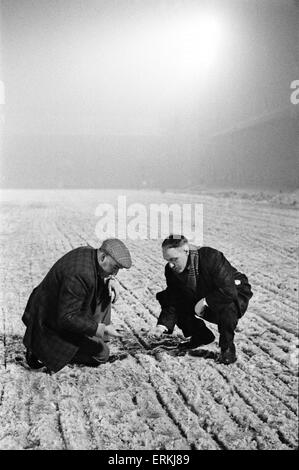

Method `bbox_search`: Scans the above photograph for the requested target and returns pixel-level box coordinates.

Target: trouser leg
[94,290,112,342]
[216,304,239,350]
[69,294,112,366]
[203,294,250,350]
[177,309,214,341]
[70,336,110,366]
[203,304,238,350]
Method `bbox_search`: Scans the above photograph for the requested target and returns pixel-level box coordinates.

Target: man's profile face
[98,252,121,276]
[162,245,189,273]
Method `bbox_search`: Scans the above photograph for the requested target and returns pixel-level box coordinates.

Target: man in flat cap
[152,235,253,364]
[22,238,132,373]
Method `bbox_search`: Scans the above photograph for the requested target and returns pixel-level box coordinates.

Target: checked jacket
[22,246,109,372]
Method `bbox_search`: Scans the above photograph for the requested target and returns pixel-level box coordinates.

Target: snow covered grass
[0,189,298,450]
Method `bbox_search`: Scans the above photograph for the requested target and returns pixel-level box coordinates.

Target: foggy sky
[0,0,298,189]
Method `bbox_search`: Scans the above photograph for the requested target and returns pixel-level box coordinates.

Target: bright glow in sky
[158,14,223,71]
[2,1,297,136]
[1,0,298,189]
[66,9,225,134]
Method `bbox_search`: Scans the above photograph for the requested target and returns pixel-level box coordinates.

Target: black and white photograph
[0,0,298,453]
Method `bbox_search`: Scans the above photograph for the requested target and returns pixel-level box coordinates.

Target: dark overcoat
[22,246,106,372]
[157,246,253,332]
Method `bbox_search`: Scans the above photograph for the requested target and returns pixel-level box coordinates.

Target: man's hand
[95,323,123,338]
[150,324,168,338]
[104,324,123,338]
[107,277,120,304]
[194,298,207,317]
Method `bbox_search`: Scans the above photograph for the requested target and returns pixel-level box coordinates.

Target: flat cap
[100,238,132,269]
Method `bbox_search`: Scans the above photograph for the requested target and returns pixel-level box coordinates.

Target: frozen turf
[0,189,298,450]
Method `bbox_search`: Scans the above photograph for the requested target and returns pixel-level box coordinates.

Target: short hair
[162,234,188,249]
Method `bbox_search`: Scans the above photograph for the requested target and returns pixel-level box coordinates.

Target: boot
[178,329,215,350]
[25,350,44,369]
[219,344,237,364]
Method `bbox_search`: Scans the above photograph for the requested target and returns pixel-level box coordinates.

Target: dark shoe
[178,330,215,350]
[219,345,237,365]
[25,350,44,369]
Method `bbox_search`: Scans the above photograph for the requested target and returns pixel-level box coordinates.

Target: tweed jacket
[157,246,253,332]
[22,246,106,372]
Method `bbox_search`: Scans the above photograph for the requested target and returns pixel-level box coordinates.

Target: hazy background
[0,0,298,190]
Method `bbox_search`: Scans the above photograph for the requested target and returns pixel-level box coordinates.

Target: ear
[179,242,188,253]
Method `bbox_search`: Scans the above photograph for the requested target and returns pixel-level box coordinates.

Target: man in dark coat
[22,238,132,373]
[153,235,253,364]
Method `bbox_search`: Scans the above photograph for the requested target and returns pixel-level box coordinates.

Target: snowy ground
[0,189,298,450]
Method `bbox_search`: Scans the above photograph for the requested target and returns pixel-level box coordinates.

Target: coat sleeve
[56,275,98,336]
[156,265,178,333]
[204,249,239,313]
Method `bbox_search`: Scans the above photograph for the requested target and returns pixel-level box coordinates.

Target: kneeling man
[154,235,253,364]
[22,238,132,372]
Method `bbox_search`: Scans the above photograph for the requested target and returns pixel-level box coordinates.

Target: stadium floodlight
[173,14,223,70]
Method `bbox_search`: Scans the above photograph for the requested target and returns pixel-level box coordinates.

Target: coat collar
[95,248,107,279]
